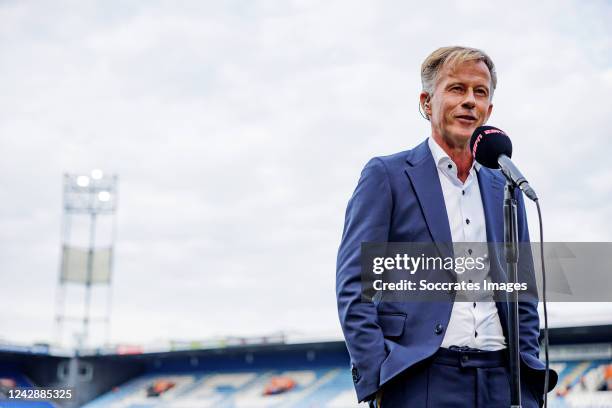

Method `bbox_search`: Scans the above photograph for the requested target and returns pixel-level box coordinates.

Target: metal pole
[55,175,72,346]
[82,210,97,349]
[105,176,119,346]
[504,183,521,408]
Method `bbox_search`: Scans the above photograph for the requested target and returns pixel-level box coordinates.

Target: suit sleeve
[516,190,558,394]
[516,190,540,358]
[336,158,391,403]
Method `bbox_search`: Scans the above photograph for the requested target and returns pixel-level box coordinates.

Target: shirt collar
[428,136,481,172]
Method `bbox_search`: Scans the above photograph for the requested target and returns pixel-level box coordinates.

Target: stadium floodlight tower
[55,170,119,350]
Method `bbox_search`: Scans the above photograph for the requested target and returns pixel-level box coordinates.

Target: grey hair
[421,46,497,99]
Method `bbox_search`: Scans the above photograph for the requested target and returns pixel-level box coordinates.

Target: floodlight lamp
[91,169,104,180]
[98,191,111,202]
[77,176,90,187]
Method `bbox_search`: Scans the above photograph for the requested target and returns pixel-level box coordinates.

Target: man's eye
[475,89,488,96]
[450,86,463,92]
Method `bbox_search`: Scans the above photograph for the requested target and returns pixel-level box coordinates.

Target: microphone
[469,125,538,202]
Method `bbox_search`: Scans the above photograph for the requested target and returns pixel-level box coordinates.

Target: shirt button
[468,248,473,255]
[466,218,470,225]
[475,331,478,338]
[462,190,465,195]
[448,164,452,169]
[434,324,444,335]
[473,302,476,308]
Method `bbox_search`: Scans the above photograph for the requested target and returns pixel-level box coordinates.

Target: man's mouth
[455,115,477,124]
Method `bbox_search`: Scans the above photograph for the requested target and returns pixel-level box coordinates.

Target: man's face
[422,59,493,148]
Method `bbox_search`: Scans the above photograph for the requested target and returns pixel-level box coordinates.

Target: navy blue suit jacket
[336,139,557,402]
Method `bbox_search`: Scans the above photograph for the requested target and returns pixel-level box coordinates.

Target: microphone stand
[504,182,521,408]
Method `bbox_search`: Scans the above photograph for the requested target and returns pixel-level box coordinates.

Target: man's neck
[432,134,473,183]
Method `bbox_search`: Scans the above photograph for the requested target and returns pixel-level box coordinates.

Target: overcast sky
[1,0,611,348]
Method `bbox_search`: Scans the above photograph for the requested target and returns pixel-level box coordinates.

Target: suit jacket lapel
[404,140,453,260]
[477,167,506,283]
[477,167,505,244]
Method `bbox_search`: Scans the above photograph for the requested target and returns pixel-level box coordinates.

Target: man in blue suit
[336,46,557,407]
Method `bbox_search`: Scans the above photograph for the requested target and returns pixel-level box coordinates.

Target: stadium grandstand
[0,325,610,407]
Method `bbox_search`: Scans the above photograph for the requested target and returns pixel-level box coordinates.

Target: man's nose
[461,90,476,109]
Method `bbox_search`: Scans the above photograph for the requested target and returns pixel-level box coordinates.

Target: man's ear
[419,92,431,118]
[484,102,493,123]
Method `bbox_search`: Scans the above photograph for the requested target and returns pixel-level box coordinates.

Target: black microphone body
[470,126,538,202]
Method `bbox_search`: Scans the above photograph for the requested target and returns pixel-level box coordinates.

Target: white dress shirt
[428,137,506,351]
